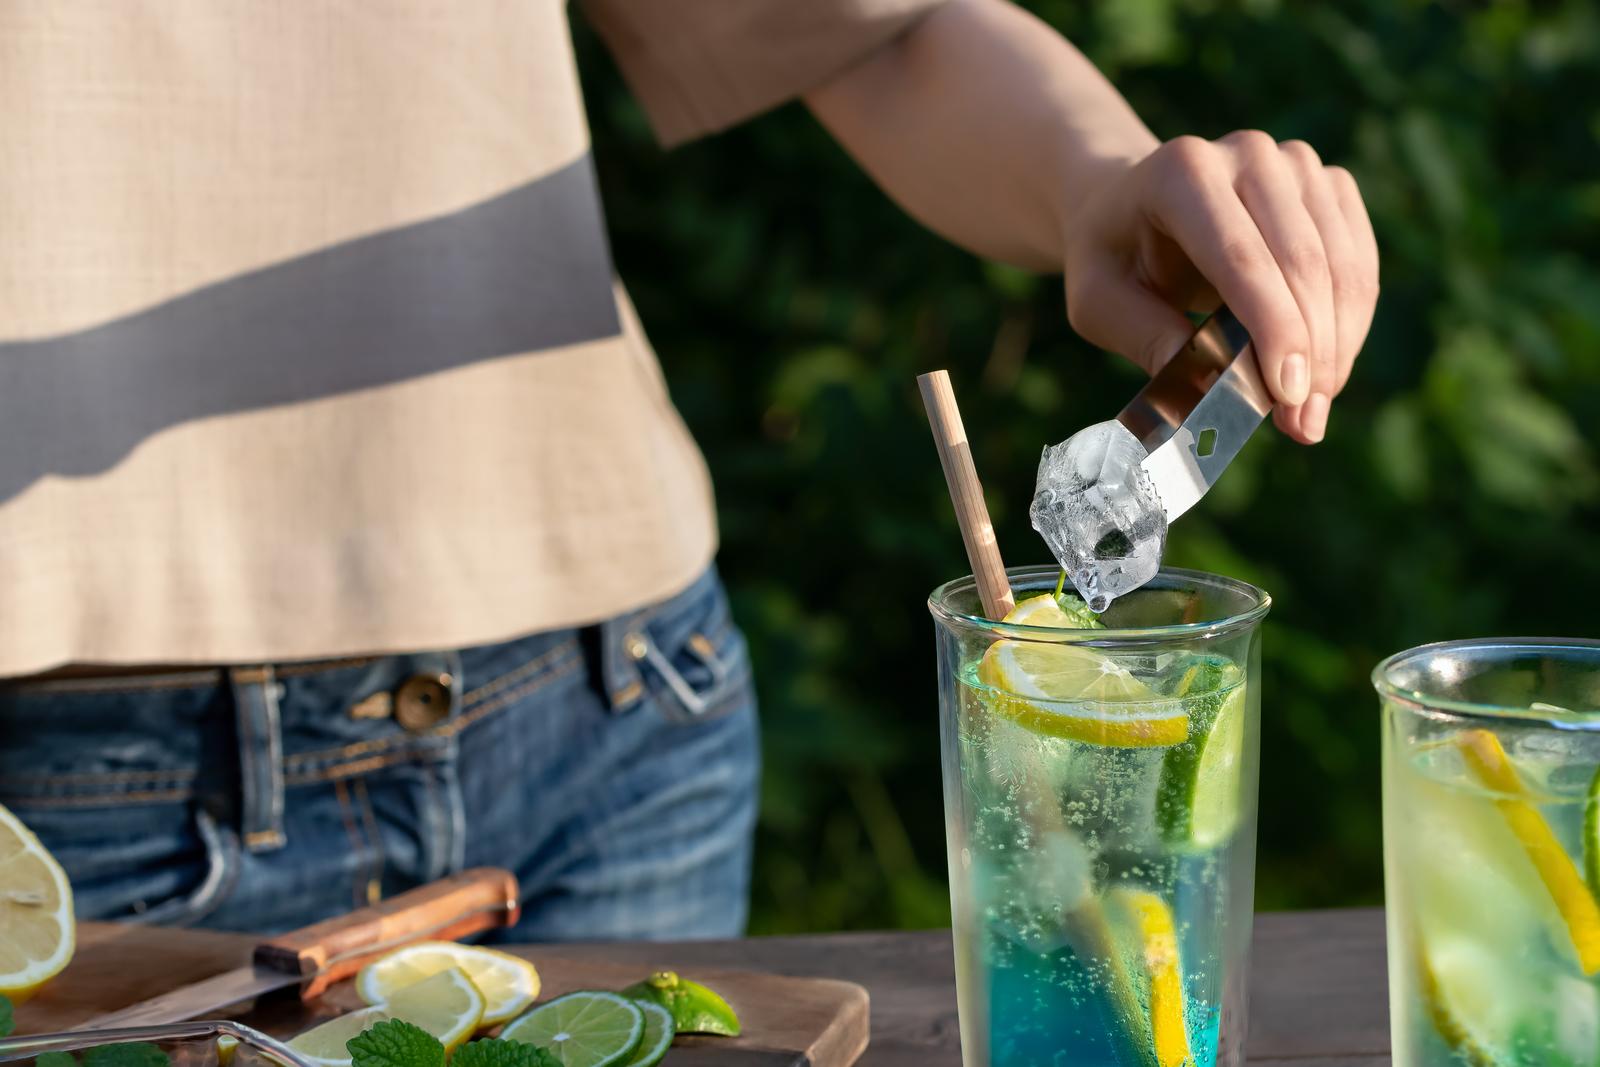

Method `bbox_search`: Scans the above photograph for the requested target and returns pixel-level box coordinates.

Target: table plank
[23,909,1393,1066]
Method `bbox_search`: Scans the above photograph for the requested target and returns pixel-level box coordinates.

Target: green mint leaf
[452,1039,560,1067]
[346,1020,445,1067]
[81,1043,169,1067]
[0,993,12,1037]
[37,1052,78,1067]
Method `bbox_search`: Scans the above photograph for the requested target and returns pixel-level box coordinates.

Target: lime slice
[1105,888,1190,1067]
[618,1001,674,1067]
[618,972,741,1037]
[356,941,540,1025]
[1455,729,1600,974]
[1586,764,1600,899]
[1156,657,1247,848]
[501,991,644,1067]
[289,969,485,1067]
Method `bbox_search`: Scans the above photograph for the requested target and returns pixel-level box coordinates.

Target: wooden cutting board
[15,924,869,1067]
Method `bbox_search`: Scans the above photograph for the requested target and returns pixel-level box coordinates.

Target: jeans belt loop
[598,612,647,711]
[230,665,287,853]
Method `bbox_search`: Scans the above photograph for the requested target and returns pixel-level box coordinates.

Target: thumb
[1065,270,1196,376]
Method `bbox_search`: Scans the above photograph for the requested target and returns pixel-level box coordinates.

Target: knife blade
[82,867,520,1029]
[1118,306,1272,522]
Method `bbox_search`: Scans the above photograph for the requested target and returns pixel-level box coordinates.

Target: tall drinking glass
[931,566,1269,1067]
[1377,639,1600,1067]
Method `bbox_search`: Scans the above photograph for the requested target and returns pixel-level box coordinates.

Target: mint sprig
[347,1021,444,1067]
[346,1020,557,1067]
[0,993,12,1037]
[452,1039,559,1067]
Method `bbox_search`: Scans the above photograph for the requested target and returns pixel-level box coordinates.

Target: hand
[1062,131,1379,444]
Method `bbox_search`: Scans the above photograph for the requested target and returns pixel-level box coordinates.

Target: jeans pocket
[619,573,754,726]
[8,798,238,926]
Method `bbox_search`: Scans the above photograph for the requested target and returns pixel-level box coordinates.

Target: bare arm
[806,0,1379,444]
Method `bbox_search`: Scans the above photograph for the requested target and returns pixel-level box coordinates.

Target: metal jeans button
[395,672,454,732]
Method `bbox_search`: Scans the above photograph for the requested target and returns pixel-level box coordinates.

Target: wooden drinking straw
[917,370,1016,620]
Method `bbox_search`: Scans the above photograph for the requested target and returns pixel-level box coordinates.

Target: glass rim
[1372,636,1600,725]
[927,564,1271,643]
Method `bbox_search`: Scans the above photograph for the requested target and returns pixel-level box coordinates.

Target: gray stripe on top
[0,155,620,503]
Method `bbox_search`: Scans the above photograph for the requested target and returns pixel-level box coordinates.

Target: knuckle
[1325,165,1360,197]
[1332,267,1379,302]
[1284,243,1331,283]
[1280,139,1322,170]
[1159,135,1215,179]
[1222,128,1278,159]
[1219,238,1271,276]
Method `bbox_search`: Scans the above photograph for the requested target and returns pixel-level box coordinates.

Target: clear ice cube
[1029,419,1167,613]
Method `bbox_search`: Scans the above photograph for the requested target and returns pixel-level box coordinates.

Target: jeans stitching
[281,644,580,772]
[10,788,191,807]
[459,640,581,705]
[1,769,197,785]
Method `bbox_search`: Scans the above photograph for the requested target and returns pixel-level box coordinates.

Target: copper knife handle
[253,867,521,999]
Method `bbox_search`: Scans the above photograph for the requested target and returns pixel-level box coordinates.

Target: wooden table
[563,907,1390,1067]
[37,908,1391,1066]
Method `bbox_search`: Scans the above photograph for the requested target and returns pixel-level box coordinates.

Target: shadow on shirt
[0,155,622,504]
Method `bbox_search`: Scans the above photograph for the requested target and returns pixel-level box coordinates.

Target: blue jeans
[0,567,759,939]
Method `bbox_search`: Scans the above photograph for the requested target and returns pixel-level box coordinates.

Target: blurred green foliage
[572,0,1600,930]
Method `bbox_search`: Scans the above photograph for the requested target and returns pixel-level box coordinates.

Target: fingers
[1228,133,1338,441]
[1064,265,1198,377]
[1142,137,1314,417]
[1326,165,1380,393]
[1133,133,1379,444]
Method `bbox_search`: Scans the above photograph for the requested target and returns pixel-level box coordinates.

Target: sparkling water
[949,658,1248,1067]
[1030,421,1166,613]
[1383,719,1600,1067]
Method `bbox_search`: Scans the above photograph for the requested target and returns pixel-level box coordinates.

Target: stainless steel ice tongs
[1117,306,1273,522]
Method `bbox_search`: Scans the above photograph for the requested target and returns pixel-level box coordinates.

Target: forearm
[805,0,1157,272]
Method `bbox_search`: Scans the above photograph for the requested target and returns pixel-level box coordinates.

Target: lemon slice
[979,596,1186,747]
[1106,888,1190,1067]
[0,803,75,1003]
[356,941,539,1025]
[290,968,485,1067]
[1455,729,1600,974]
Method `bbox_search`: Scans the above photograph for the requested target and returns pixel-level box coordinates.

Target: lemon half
[356,941,539,1026]
[0,803,75,1003]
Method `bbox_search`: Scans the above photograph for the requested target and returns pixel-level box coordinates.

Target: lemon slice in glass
[1106,887,1190,1067]
[978,595,1187,747]
[357,941,539,1025]
[290,968,485,1067]
[1455,729,1600,974]
[0,803,75,1003]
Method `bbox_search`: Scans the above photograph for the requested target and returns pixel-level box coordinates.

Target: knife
[1118,305,1273,522]
[82,867,521,1029]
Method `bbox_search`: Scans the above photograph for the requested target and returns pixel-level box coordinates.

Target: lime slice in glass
[618,1001,674,1067]
[501,991,643,1067]
[1156,656,1246,847]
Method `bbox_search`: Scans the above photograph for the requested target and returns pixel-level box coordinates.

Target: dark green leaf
[81,1043,169,1067]
[0,994,11,1038]
[451,1039,560,1067]
[346,1021,444,1067]
[37,1052,77,1067]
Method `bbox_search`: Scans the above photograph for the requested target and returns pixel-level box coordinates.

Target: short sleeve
[581,0,949,147]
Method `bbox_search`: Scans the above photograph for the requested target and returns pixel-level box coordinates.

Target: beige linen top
[0,0,941,677]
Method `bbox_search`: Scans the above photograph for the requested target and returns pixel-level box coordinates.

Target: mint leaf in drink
[452,1039,560,1067]
[37,1053,77,1067]
[0,993,11,1037]
[82,1044,169,1067]
[347,1020,445,1067]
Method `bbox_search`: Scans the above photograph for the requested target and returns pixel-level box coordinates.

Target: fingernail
[1280,353,1310,406]
[1302,392,1330,443]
